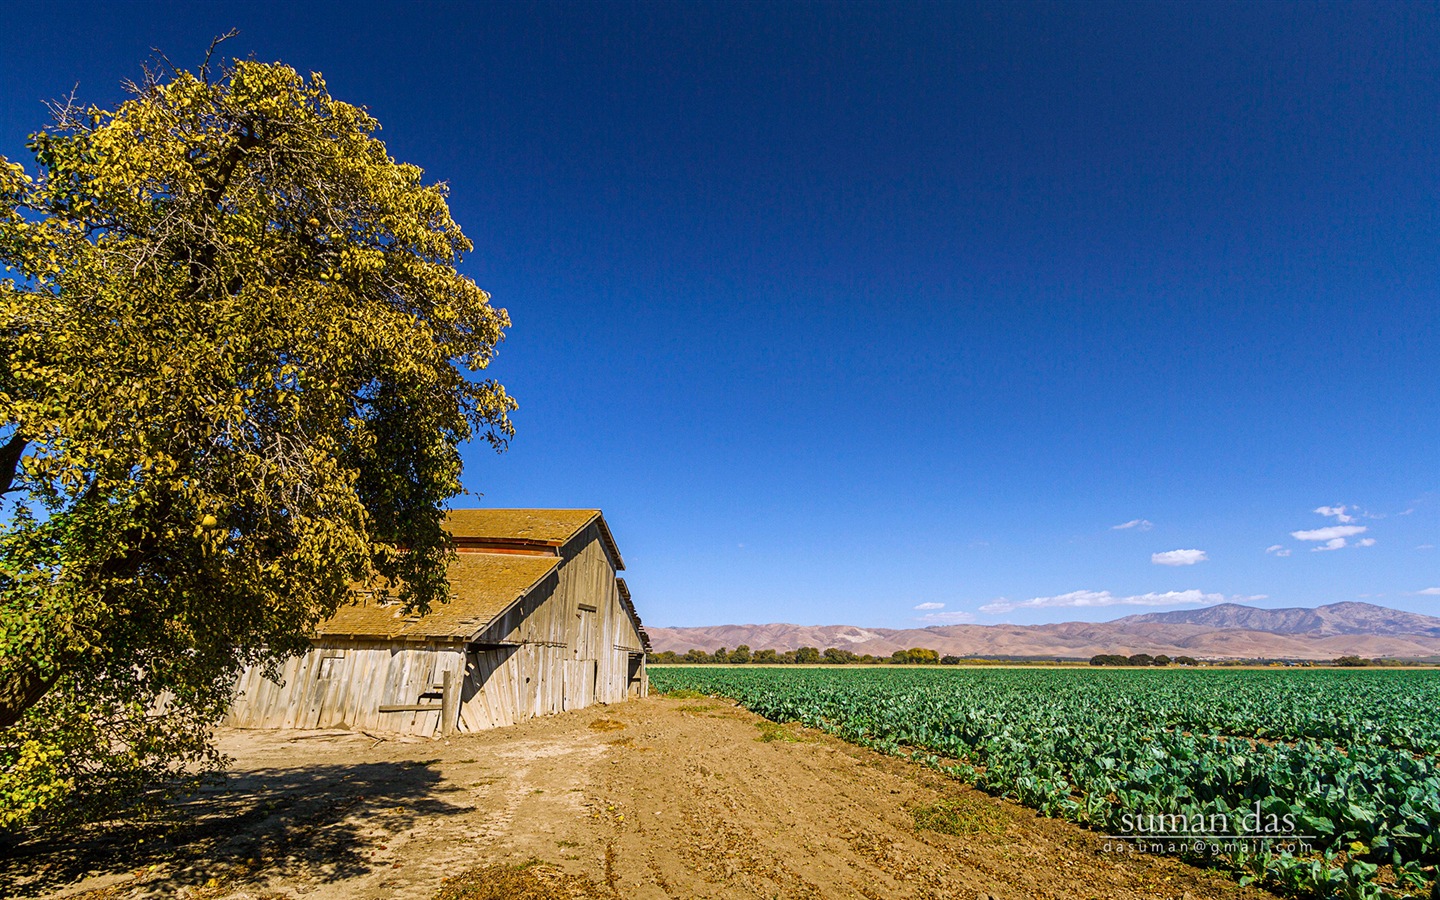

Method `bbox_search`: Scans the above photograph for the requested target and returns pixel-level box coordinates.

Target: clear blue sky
[3,1,1436,628]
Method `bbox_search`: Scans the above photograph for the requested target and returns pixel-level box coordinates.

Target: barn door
[576,605,597,660]
[563,659,595,710]
[566,605,598,710]
[626,653,644,698]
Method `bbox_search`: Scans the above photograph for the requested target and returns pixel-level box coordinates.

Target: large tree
[0,57,515,828]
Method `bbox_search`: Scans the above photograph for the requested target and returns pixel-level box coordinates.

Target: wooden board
[227,520,648,736]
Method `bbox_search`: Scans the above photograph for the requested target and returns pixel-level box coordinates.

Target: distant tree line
[647,649,1433,668]
[647,646,1075,665]
[1089,653,1198,667]
[1087,654,1422,668]
[1332,656,1418,668]
[648,645,945,665]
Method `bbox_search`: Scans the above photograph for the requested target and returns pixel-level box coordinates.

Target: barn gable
[226,509,648,735]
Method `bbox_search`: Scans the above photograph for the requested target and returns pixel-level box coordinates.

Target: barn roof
[616,577,652,652]
[444,508,625,570]
[318,553,561,642]
[316,509,634,642]
[445,508,599,543]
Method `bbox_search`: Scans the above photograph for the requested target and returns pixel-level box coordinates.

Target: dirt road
[8,696,1278,900]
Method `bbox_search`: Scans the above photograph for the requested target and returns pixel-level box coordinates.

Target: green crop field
[650,666,1440,899]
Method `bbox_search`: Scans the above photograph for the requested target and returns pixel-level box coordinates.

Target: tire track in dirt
[12,697,1284,900]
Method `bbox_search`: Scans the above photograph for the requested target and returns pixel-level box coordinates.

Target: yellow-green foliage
[0,739,68,831]
[0,58,515,830]
[911,797,1009,836]
[754,720,812,743]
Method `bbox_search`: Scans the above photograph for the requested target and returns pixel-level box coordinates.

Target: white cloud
[1265,545,1292,557]
[1112,519,1154,531]
[1291,525,1367,542]
[915,610,976,624]
[1315,505,1355,523]
[913,602,945,611]
[1287,505,1385,553]
[1417,544,1435,550]
[979,589,1222,615]
[1415,587,1440,596]
[1152,549,1208,566]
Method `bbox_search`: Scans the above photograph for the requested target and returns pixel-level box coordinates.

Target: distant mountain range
[647,601,1440,660]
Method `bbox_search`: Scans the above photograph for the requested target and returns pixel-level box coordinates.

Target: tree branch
[0,433,25,497]
[0,665,64,730]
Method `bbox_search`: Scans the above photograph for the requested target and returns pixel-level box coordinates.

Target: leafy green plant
[652,665,1440,898]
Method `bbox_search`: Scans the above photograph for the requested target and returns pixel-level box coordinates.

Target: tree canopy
[0,57,514,829]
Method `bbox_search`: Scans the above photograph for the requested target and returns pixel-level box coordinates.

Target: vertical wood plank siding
[227,520,648,736]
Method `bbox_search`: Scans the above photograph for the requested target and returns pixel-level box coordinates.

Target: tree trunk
[0,663,63,730]
[0,433,25,497]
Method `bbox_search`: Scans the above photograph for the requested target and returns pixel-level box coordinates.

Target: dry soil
[4,696,1281,900]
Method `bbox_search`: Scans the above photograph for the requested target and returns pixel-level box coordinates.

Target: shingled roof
[617,577,652,652]
[316,509,630,642]
[444,508,625,570]
[318,552,561,641]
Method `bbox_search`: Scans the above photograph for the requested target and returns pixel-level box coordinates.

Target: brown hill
[647,602,1440,660]
[1113,601,1440,636]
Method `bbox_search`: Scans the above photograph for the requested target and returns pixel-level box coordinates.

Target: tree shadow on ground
[2,758,469,897]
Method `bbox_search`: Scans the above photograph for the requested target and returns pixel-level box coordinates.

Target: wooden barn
[226,509,650,736]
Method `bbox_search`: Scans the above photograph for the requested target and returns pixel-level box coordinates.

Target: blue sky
[3,1,1436,628]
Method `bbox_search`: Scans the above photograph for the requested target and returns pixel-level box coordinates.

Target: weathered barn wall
[227,518,648,736]
[227,641,465,733]
[454,523,648,731]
